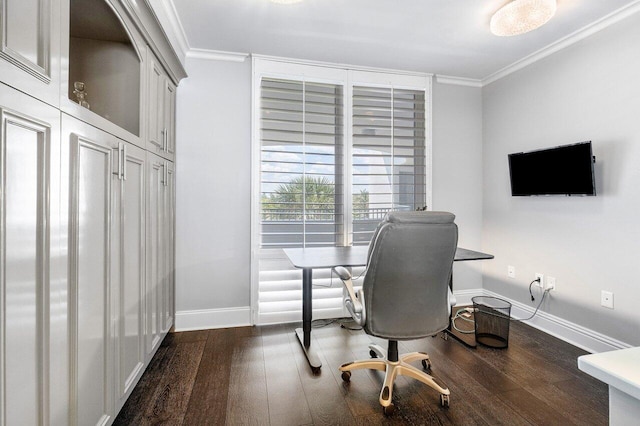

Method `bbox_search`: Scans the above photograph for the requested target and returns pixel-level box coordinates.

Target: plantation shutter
[351,87,427,244]
[258,78,346,324]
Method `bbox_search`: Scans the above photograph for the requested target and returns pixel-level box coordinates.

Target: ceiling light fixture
[269,0,303,4]
[490,0,557,36]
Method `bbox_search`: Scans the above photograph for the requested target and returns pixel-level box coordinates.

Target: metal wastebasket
[472,296,512,348]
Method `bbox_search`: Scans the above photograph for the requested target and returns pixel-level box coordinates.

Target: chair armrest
[332,267,366,326]
[333,266,352,280]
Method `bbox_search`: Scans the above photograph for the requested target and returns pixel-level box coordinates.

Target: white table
[578,347,640,426]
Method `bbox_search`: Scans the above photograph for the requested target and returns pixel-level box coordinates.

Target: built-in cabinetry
[0,81,63,426]
[0,0,62,106]
[147,50,176,162]
[146,153,176,356]
[0,0,185,424]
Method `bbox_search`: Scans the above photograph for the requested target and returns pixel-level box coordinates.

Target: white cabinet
[163,81,177,161]
[64,114,118,426]
[0,82,62,426]
[164,161,176,330]
[0,0,61,106]
[65,115,151,424]
[115,143,147,410]
[146,48,176,162]
[0,0,184,423]
[146,153,175,358]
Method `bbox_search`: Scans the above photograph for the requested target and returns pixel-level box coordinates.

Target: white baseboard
[175,291,630,353]
[452,288,482,307]
[175,306,251,331]
[456,289,631,354]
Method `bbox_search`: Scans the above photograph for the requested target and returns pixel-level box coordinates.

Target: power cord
[451,280,551,332]
[511,287,550,322]
[451,308,476,334]
[529,277,540,301]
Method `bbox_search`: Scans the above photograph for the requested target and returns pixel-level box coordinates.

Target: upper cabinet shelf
[67,0,142,136]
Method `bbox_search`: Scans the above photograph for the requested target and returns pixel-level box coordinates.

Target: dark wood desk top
[283,246,493,269]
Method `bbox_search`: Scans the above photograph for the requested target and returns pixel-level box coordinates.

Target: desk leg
[295,267,322,373]
[444,270,477,348]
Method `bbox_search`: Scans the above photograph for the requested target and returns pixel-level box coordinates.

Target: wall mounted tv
[508,141,596,196]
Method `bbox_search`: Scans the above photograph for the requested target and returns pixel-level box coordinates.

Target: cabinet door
[146,51,164,155]
[0,84,60,426]
[161,80,176,162]
[64,115,117,426]
[116,142,146,409]
[162,161,175,331]
[0,0,61,106]
[145,152,164,356]
[146,47,176,163]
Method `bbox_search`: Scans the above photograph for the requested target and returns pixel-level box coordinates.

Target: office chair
[333,211,458,414]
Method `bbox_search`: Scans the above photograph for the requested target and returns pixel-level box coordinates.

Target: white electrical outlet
[546,276,556,291]
[601,291,614,309]
[535,273,544,288]
[508,265,516,279]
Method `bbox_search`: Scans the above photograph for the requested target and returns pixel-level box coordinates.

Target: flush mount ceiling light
[269,0,303,4]
[490,0,557,36]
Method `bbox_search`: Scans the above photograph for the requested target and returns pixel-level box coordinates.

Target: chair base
[339,343,450,411]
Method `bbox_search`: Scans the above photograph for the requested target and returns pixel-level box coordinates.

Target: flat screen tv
[508,141,596,196]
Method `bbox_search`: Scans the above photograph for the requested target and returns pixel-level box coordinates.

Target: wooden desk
[284,246,494,373]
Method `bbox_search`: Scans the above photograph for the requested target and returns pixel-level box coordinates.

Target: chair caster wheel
[440,394,450,408]
[341,371,351,382]
[369,349,378,358]
[311,366,321,375]
[383,404,395,415]
[421,359,431,371]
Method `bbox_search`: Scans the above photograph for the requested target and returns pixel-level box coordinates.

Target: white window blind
[352,86,427,244]
[253,61,430,325]
[258,78,346,324]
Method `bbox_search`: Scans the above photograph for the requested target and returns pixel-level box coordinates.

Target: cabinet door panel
[66,117,116,426]
[0,0,60,105]
[146,52,164,154]
[119,143,145,401]
[146,154,164,355]
[162,80,176,161]
[163,161,175,331]
[1,107,51,426]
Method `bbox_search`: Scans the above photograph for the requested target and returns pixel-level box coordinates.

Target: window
[351,86,426,244]
[260,78,344,248]
[252,59,431,325]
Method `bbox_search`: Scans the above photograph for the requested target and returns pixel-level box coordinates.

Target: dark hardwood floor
[114,320,608,425]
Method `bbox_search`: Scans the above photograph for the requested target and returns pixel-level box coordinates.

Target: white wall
[482,13,640,346]
[174,60,485,329]
[433,82,484,291]
[175,57,253,329]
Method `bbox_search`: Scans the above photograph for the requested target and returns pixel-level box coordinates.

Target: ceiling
[168,0,640,80]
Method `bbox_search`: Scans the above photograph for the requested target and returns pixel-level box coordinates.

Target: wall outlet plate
[546,276,556,291]
[535,273,544,288]
[601,291,614,309]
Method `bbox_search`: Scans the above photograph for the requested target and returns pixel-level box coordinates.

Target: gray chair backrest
[363,211,458,340]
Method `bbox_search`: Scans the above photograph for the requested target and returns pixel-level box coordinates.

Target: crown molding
[187,49,250,62]
[435,75,483,88]
[252,53,433,78]
[482,0,640,86]
[149,0,190,63]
